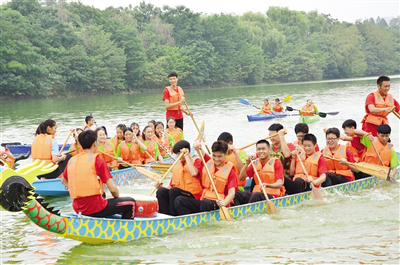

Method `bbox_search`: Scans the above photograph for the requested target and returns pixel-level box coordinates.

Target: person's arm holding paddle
[278,128,291,158]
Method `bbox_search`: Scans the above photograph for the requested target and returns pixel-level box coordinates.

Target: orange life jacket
[119,141,143,165]
[70,143,84,157]
[252,158,286,197]
[293,152,322,187]
[261,103,272,114]
[363,91,394,126]
[67,153,103,199]
[97,140,118,168]
[154,135,172,157]
[201,161,234,201]
[301,105,315,116]
[225,152,246,188]
[323,145,354,181]
[171,160,203,197]
[165,127,183,143]
[166,86,184,111]
[32,134,54,165]
[345,140,364,163]
[111,136,122,152]
[273,104,283,112]
[363,137,392,166]
[141,140,157,164]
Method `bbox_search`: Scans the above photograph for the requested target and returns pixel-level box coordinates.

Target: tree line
[1,0,399,98]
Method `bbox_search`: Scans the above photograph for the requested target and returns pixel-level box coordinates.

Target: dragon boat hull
[247,111,289,122]
[3,144,70,156]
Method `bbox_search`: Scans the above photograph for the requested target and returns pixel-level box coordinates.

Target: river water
[1,77,399,264]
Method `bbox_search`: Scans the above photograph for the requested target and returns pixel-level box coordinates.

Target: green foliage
[1,1,399,98]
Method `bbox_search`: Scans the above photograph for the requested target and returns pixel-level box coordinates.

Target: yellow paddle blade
[219,206,234,221]
[134,166,161,181]
[311,186,324,201]
[266,200,278,214]
[283,96,292,102]
[355,162,390,180]
[195,120,205,142]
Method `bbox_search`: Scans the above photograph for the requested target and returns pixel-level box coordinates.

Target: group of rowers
[260,98,318,116]
[30,74,399,220]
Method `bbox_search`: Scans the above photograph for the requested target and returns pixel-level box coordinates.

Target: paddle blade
[355,162,390,180]
[318,112,327,118]
[327,111,339,115]
[219,206,233,221]
[286,106,294,111]
[283,96,292,102]
[135,166,162,181]
[311,186,324,201]
[266,200,278,214]
[239,99,250,106]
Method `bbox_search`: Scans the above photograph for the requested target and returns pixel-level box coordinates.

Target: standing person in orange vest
[61,130,136,219]
[174,141,238,215]
[162,72,191,131]
[154,140,204,216]
[82,116,96,131]
[321,128,358,186]
[234,139,285,205]
[32,119,72,179]
[361,75,400,136]
[217,132,247,191]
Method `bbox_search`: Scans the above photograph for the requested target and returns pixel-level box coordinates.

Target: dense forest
[1,0,399,98]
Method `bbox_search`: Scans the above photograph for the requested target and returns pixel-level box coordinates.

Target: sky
[67,0,400,23]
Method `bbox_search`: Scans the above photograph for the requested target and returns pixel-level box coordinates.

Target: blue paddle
[239,99,260,110]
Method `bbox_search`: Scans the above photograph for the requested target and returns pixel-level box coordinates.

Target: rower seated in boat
[116,128,147,168]
[234,140,285,205]
[61,130,136,219]
[272,98,284,112]
[300,99,318,116]
[154,140,203,216]
[260,98,272,114]
[174,141,238,215]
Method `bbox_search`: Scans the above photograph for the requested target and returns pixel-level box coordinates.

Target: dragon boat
[1,143,71,156]
[32,157,174,197]
[1,157,398,245]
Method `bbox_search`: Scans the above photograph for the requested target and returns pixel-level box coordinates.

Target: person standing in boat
[154,140,204,216]
[61,130,136,219]
[217,132,247,192]
[32,119,72,179]
[234,139,285,205]
[321,128,358,186]
[174,141,238,215]
[286,134,327,194]
[272,98,284,112]
[361,75,400,136]
[300,99,318,116]
[162,72,191,131]
[260,98,272,114]
[82,116,96,131]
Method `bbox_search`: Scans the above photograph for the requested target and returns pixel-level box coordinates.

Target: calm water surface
[1,77,399,264]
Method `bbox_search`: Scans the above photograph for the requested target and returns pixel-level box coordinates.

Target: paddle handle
[98,149,136,167]
[323,155,355,166]
[145,150,156,162]
[59,130,74,155]
[239,129,286,150]
[250,160,272,203]
[149,152,185,196]
[296,154,313,184]
[183,101,211,154]
[370,141,385,166]
[391,108,400,119]
[196,148,221,200]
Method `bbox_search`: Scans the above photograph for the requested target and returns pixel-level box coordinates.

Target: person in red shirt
[321,128,358,186]
[286,134,327,194]
[234,139,285,205]
[361,75,400,136]
[61,130,136,219]
[174,141,238,215]
[162,72,191,131]
[154,140,204,216]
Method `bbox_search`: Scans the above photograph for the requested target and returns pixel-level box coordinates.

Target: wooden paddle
[183,101,211,154]
[97,150,161,181]
[250,160,278,214]
[391,107,400,119]
[296,154,324,201]
[196,148,233,221]
[58,130,74,155]
[239,129,287,150]
[148,152,185,196]
[323,156,391,181]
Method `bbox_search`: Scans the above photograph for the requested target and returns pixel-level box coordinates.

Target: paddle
[239,129,287,150]
[324,156,391,181]
[97,150,161,181]
[58,130,74,155]
[183,101,211,154]
[391,108,400,119]
[369,138,395,181]
[196,148,233,221]
[286,107,339,118]
[239,99,261,110]
[1,142,22,147]
[250,160,278,214]
[297,154,324,201]
[148,152,185,196]
[152,135,176,161]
